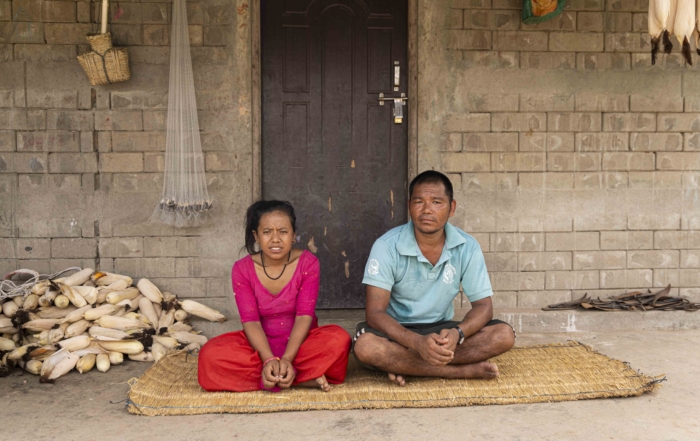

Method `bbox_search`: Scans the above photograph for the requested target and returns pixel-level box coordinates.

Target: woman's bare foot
[297,375,332,392]
[388,373,406,387]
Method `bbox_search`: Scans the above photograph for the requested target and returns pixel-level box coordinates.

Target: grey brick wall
[0,0,253,327]
[426,0,700,309]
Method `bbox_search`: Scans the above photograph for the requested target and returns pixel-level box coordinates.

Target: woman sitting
[198,200,351,392]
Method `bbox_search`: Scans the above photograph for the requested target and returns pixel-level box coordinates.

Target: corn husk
[76,353,96,373]
[48,326,66,344]
[28,345,58,361]
[2,301,19,318]
[48,351,80,380]
[23,294,39,311]
[158,309,175,330]
[138,298,159,330]
[36,306,77,319]
[57,283,87,308]
[162,291,176,302]
[0,317,14,328]
[65,320,91,338]
[9,343,39,360]
[174,310,189,321]
[0,336,16,351]
[12,296,23,307]
[84,304,120,321]
[153,335,179,349]
[151,342,167,362]
[59,305,93,324]
[22,319,60,332]
[58,335,91,352]
[96,353,111,372]
[108,351,124,365]
[106,287,140,305]
[0,326,18,334]
[73,286,98,305]
[93,272,133,287]
[97,340,144,355]
[169,331,207,346]
[25,359,42,375]
[54,294,70,308]
[136,278,164,303]
[153,302,162,317]
[41,289,59,305]
[180,300,226,323]
[31,280,50,296]
[62,268,94,287]
[40,347,69,381]
[128,351,154,362]
[88,326,131,340]
[96,315,149,331]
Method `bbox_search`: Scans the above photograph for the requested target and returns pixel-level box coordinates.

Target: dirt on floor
[2,330,699,441]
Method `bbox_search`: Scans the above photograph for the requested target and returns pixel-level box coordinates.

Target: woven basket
[77,47,131,86]
[85,32,113,54]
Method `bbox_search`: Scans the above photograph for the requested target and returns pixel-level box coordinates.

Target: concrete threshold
[315,308,700,334]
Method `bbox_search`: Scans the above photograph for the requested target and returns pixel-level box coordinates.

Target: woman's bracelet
[262,356,280,367]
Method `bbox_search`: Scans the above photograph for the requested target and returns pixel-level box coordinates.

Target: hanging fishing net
[151,0,213,228]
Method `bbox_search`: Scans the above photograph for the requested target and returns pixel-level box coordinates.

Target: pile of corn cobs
[0,268,226,382]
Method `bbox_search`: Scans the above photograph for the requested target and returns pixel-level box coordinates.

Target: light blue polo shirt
[362,221,492,324]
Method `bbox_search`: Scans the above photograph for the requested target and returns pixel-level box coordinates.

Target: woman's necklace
[261,250,292,280]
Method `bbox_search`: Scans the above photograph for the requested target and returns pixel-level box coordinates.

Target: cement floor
[2,330,699,441]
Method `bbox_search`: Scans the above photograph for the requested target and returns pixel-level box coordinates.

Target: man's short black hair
[408,170,453,202]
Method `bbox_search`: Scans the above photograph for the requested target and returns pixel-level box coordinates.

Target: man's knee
[353,332,382,363]
[491,323,515,350]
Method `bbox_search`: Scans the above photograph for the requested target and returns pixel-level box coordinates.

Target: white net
[151,0,212,228]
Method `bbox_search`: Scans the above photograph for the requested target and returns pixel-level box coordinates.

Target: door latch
[378,92,407,124]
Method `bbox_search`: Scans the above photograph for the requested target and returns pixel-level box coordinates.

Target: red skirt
[197,325,351,392]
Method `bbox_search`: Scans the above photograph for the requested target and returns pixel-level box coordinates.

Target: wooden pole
[100,0,109,34]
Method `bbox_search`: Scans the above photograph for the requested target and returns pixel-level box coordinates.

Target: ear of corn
[73,286,98,305]
[105,287,140,305]
[25,359,42,375]
[96,353,111,372]
[94,273,133,287]
[152,335,179,349]
[12,296,24,307]
[138,298,159,330]
[0,317,14,328]
[83,304,119,321]
[22,319,60,332]
[162,291,176,302]
[183,342,201,352]
[31,280,50,295]
[65,320,90,338]
[107,351,123,365]
[2,301,19,318]
[76,353,96,373]
[151,342,167,362]
[96,315,149,331]
[97,340,144,355]
[169,331,208,346]
[54,294,70,309]
[174,310,189,321]
[88,326,131,340]
[58,335,91,351]
[59,305,93,324]
[28,345,57,361]
[62,268,94,287]
[58,283,87,308]
[0,326,18,334]
[36,305,77,320]
[48,352,81,380]
[48,327,65,344]
[136,278,164,303]
[40,347,69,381]
[180,300,226,323]
[23,294,39,311]
[0,336,16,351]
[128,351,154,362]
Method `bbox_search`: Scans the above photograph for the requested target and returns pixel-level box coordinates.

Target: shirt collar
[396,220,466,257]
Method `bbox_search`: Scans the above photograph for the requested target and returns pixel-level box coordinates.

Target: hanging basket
[77,47,131,86]
[85,32,113,54]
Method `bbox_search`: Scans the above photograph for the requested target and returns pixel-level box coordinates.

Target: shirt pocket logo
[443,263,456,284]
[368,259,380,275]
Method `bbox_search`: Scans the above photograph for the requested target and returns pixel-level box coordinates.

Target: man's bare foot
[461,361,498,379]
[388,373,406,387]
[297,375,332,392]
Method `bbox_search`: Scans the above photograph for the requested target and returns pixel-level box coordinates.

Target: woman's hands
[261,357,296,389]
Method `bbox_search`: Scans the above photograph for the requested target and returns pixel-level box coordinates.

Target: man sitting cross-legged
[353,170,515,386]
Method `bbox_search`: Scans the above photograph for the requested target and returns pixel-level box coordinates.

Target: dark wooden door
[261,0,408,308]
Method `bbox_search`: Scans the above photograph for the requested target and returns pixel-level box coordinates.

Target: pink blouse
[232,250,320,358]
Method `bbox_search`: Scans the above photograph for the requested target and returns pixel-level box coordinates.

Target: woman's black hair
[244,200,297,255]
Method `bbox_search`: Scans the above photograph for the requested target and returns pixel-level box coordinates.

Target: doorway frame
[251,0,419,201]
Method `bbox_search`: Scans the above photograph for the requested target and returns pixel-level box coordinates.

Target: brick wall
[419,0,700,309]
[0,0,252,331]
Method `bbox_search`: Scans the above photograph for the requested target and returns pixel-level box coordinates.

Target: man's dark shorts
[352,319,516,371]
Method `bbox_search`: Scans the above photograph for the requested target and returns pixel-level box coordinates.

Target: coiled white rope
[0,267,82,301]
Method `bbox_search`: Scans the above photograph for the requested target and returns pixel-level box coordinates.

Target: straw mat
[126,342,661,416]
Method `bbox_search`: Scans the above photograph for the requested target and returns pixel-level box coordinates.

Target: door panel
[262,0,408,308]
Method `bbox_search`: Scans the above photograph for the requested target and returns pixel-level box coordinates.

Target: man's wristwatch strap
[453,326,465,345]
